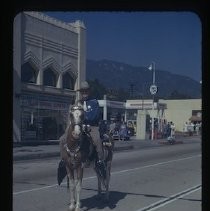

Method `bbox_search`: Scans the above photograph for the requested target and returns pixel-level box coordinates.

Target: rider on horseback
[75,81,104,168]
[57,81,106,184]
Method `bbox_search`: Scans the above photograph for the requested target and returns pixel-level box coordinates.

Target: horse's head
[68,105,85,140]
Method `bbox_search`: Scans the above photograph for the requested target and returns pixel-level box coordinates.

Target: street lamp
[148,61,158,140]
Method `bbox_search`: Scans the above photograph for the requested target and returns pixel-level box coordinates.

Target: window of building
[43,68,57,87]
[63,72,74,90]
[21,62,38,83]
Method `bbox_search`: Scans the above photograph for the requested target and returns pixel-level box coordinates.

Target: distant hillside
[86,59,201,99]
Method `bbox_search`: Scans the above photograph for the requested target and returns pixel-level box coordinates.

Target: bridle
[68,105,84,136]
[69,105,84,125]
[65,105,86,161]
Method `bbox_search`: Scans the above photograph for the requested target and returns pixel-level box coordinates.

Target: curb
[13,145,134,161]
[13,141,59,148]
[13,152,60,161]
[113,145,134,151]
[157,140,184,145]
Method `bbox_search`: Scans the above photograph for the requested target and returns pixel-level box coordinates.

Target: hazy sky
[45,11,201,82]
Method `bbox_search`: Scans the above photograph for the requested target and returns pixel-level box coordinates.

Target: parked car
[112,123,130,141]
[112,129,120,140]
[119,126,130,141]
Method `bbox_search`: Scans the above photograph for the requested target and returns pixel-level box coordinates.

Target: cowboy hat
[77,81,90,91]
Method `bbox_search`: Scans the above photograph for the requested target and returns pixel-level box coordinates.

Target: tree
[168,90,192,99]
[88,79,106,99]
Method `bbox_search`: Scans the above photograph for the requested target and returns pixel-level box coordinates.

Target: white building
[13,12,86,142]
[159,99,202,132]
[99,98,201,134]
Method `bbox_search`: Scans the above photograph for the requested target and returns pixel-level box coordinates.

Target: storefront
[13,12,86,142]
[21,91,73,141]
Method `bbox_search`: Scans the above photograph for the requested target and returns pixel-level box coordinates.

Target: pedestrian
[163,122,168,138]
[119,121,127,141]
[189,122,194,136]
[166,122,171,138]
[170,122,175,138]
[183,122,188,135]
[195,122,200,135]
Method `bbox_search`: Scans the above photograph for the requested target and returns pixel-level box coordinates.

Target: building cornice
[24,11,86,33]
[24,32,78,58]
[21,83,76,97]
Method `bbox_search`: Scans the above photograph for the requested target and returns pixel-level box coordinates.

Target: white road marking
[135,185,201,211]
[111,154,201,175]
[13,184,58,195]
[13,154,201,195]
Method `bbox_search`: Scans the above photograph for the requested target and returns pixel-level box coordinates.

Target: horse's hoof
[68,204,75,211]
[75,202,81,211]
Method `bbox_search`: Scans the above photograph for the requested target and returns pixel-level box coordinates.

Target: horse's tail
[57,159,67,186]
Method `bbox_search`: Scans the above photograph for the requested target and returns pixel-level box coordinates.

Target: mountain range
[86,59,201,99]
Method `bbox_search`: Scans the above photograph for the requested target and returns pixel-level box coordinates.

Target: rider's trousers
[89,126,103,160]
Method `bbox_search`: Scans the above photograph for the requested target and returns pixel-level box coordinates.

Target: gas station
[98,97,167,140]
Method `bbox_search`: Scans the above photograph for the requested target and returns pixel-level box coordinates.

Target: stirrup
[97,159,104,164]
[103,142,112,147]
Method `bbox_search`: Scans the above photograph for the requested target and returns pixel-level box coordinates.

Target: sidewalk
[13,139,135,161]
[13,135,197,161]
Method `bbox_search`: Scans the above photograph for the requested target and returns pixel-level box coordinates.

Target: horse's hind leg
[94,164,102,199]
[105,162,111,202]
[97,174,102,199]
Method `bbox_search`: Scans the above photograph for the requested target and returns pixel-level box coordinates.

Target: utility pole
[149,62,158,140]
[129,83,135,99]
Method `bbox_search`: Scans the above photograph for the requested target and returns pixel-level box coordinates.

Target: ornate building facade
[13,12,86,142]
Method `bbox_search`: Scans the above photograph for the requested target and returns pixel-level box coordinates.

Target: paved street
[13,135,194,161]
[13,135,201,211]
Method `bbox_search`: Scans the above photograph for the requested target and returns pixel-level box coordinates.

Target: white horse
[60,104,90,211]
[59,105,114,209]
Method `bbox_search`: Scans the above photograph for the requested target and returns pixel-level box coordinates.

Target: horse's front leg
[96,169,102,199]
[75,166,83,211]
[67,168,75,211]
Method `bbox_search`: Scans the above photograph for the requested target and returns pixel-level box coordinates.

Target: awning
[189,115,202,122]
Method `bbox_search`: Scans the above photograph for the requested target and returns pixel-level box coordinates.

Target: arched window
[63,72,75,90]
[43,68,57,87]
[21,62,37,83]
